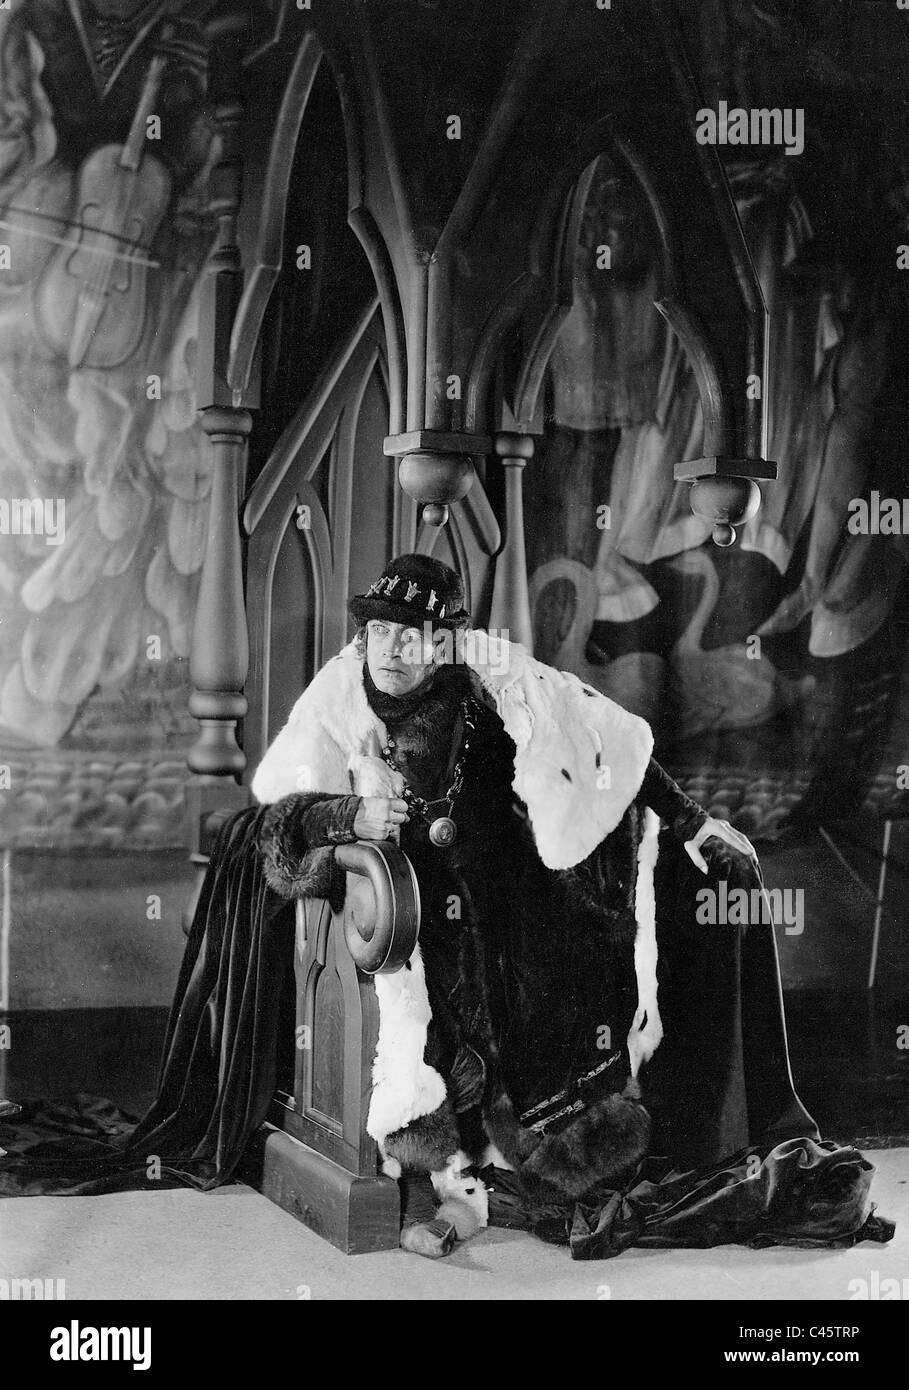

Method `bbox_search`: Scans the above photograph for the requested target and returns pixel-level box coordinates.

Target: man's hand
[353,797,410,841]
[684,817,758,874]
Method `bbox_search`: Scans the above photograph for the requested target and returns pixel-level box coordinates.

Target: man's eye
[402,629,421,645]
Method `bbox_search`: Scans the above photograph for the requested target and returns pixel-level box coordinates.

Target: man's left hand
[684,818,758,874]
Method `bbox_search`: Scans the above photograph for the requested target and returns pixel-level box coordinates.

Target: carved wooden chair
[184,305,498,1254]
[243,840,421,1253]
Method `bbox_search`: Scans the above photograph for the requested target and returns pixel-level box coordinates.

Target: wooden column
[188,407,251,775]
[188,39,254,778]
[488,430,534,649]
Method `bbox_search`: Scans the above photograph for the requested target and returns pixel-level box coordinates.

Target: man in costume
[250,553,798,1257]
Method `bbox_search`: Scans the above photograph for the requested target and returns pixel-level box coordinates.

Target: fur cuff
[383,1100,461,1174]
[261,844,346,911]
[257,793,354,909]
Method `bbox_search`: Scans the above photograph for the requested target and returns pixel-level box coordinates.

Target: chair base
[241,1123,402,1254]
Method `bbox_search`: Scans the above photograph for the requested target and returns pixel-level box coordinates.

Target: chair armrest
[335,840,421,974]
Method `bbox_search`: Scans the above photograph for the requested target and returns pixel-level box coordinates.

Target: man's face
[365,619,436,696]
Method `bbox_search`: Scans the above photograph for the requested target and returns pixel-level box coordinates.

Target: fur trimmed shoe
[400,1216,458,1258]
[395,1155,489,1258]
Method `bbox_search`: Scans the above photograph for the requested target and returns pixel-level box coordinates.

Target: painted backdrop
[527,151,909,838]
[0,0,220,852]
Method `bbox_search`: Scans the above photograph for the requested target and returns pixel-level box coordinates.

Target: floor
[1,1148,905,1301]
[4,851,193,1011]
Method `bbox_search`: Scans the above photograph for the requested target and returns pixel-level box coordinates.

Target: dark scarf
[362,663,471,803]
[363,662,446,724]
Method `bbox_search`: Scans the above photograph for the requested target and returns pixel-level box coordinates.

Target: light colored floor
[1,1149,906,1301]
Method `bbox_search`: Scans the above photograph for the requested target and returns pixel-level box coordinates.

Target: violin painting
[29,50,170,369]
[0,1,220,750]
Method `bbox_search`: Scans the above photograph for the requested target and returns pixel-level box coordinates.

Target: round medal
[428,816,457,847]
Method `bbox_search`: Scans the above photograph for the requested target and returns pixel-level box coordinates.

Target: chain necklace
[381,697,476,847]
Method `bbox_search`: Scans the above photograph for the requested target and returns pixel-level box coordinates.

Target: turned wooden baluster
[188,407,252,775]
[188,47,252,778]
[488,430,534,650]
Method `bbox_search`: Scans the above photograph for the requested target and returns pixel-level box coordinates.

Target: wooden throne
[242,840,420,1254]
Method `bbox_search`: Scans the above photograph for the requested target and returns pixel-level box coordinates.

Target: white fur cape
[252,633,663,1144]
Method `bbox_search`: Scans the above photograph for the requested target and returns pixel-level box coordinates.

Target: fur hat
[348,553,470,631]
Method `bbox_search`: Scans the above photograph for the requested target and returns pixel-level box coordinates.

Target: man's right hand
[353,797,410,841]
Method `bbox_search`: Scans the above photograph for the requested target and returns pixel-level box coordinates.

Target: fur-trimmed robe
[251,635,707,1204]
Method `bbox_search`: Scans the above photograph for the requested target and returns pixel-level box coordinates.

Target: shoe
[399,1217,457,1259]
